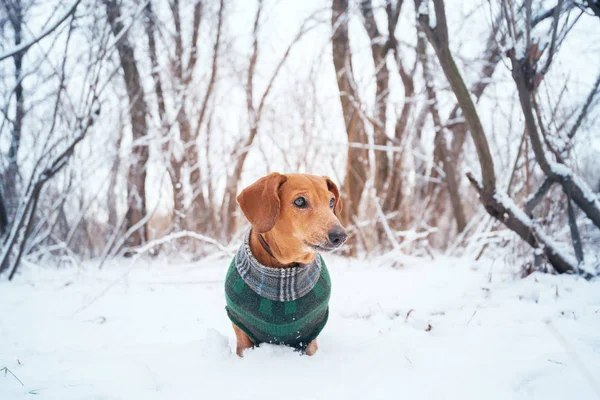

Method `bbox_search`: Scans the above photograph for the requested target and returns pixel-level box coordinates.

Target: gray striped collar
[235,230,322,302]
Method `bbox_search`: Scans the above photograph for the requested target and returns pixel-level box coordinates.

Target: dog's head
[237,172,347,262]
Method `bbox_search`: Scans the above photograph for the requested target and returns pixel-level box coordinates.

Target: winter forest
[1,0,600,398]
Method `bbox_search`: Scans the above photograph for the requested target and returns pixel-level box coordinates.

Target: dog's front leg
[305,339,318,356]
[232,324,254,357]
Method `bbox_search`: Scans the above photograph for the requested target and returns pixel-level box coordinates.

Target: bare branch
[417,29,466,233]
[0,0,82,61]
[467,172,579,275]
[133,231,234,258]
[564,184,584,265]
[510,52,600,229]
[415,0,496,192]
[525,177,554,215]
[540,0,564,76]
[186,0,203,74]
[567,73,600,140]
[195,0,223,133]
[144,1,167,122]
[360,0,391,195]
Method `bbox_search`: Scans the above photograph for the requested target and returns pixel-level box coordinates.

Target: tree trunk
[144,1,167,123]
[167,0,206,232]
[188,0,224,233]
[4,0,25,227]
[0,188,8,237]
[107,131,122,230]
[382,2,415,227]
[420,35,496,194]
[332,0,369,233]
[448,28,503,166]
[104,0,149,248]
[0,0,25,267]
[221,136,255,241]
[417,32,466,233]
[360,0,390,196]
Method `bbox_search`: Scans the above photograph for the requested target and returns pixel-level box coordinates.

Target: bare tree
[415,0,599,275]
[0,113,98,279]
[188,0,224,233]
[1,0,597,279]
[104,0,150,249]
[0,0,86,273]
[359,0,390,197]
[0,187,8,236]
[331,0,369,241]
[1,0,26,228]
[381,0,417,230]
[416,28,466,233]
[144,0,223,235]
[220,0,318,240]
[0,2,103,277]
[167,0,205,231]
[143,1,167,125]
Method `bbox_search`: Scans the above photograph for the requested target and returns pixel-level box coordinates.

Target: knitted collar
[235,230,322,302]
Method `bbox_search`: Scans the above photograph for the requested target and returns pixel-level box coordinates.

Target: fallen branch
[132,230,235,258]
[467,172,585,277]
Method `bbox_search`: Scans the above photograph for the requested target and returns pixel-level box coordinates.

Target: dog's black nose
[328,227,348,246]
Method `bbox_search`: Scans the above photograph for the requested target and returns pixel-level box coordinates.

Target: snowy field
[2,254,600,399]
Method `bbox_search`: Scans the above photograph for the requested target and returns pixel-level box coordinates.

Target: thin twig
[0,0,82,61]
[1,367,24,387]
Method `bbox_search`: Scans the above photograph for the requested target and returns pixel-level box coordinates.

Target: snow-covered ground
[1,253,600,399]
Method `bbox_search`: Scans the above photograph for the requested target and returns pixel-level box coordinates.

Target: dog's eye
[330,198,335,209]
[294,197,307,208]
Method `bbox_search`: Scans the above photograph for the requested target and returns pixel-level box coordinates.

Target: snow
[549,162,573,178]
[494,191,533,227]
[2,255,600,399]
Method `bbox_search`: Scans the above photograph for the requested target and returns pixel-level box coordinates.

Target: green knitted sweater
[225,255,331,351]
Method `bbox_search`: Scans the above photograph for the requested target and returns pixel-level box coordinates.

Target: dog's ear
[324,176,343,217]
[237,172,288,233]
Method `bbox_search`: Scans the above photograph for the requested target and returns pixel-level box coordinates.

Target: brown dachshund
[228,172,347,356]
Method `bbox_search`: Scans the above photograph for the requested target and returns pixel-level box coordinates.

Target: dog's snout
[327,227,348,247]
